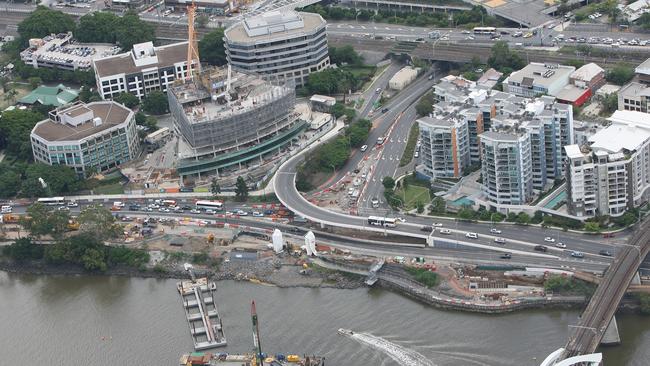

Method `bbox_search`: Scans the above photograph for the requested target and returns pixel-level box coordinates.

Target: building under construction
[168,66,306,183]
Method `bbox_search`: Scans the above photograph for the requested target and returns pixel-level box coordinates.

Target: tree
[306,68,359,95]
[606,64,635,85]
[210,178,221,197]
[142,91,169,115]
[22,203,70,239]
[416,91,435,116]
[196,14,210,28]
[235,176,249,200]
[328,45,363,66]
[416,201,425,214]
[430,197,446,214]
[78,204,121,241]
[382,176,395,190]
[28,77,42,90]
[22,163,81,197]
[17,6,75,45]
[199,28,227,66]
[76,12,119,43]
[0,109,45,161]
[515,212,530,225]
[584,221,600,232]
[639,13,650,30]
[114,92,140,109]
[487,41,524,72]
[602,93,618,114]
[0,169,21,198]
[144,116,159,131]
[114,10,155,51]
[3,237,44,261]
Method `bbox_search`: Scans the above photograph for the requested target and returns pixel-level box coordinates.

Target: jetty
[177,276,227,350]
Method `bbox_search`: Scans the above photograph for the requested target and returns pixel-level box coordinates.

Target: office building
[618,82,650,112]
[164,0,230,14]
[480,130,534,205]
[168,67,305,181]
[30,101,140,176]
[504,62,575,98]
[556,63,605,107]
[565,110,650,217]
[224,10,329,87]
[93,41,193,100]
[20,32,119,71]
[635,57,650,84]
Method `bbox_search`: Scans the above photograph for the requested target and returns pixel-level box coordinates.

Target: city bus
[37,197,66,206]
[473,27,497,35]
[195,200,223,211]
[368,216,397,227]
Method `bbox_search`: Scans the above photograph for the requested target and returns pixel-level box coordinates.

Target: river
[0,272,649,366]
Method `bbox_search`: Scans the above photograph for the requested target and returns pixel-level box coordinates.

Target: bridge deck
[564,219,650,357]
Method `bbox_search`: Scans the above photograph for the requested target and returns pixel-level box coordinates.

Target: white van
[1,205,11,213]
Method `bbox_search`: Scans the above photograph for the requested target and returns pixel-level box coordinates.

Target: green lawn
[93,183,125,195]
[395,184,430,210]
[399,123,419,167]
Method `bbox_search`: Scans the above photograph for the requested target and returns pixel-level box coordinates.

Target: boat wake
[346,330,437,366]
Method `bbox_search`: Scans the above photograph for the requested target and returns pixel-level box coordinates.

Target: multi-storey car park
[168,67,306,184]
[224,10,330,87]
[30,101,141,177]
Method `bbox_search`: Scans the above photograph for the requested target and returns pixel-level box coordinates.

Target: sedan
[190,209,200,214]
[396,217,406,223]
[599,250,612,257]
[252,211,264,217]
[500,253,512,259]
[420,226,434,232]
[432,223,444,227]
[67,201,78,207]
[236,210,248,216]
[544,237,556,243]
[495,237,506,244]
[555,242,566,248]
[439,228,452,235]
[490,228,502,234]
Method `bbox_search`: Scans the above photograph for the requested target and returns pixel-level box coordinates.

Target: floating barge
[179,352,325,366]
[177,277,227,350]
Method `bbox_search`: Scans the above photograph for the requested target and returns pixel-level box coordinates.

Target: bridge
[543,218,650,365]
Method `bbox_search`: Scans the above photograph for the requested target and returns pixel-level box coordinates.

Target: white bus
[195,200,223,211]
[368,216,397,227]
[473,27,497,35]
[37,197,65,206]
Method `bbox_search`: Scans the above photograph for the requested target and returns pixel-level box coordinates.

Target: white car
[67,201,78,207]
[490,228,502,234]
[252,211,264,217]
[190,209,200,214]
[236,210,248,216]
[544,237,556,243]
[495,237,506,244]
[360,145,368,152]
[206,209,216,214]
[465,232,478,239]
[556,242,567,248]
[432,223,443,227]
[439,228,452,235]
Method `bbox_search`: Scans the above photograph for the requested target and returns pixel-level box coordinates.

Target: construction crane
[186,0,201,81]
[251,300,264,366]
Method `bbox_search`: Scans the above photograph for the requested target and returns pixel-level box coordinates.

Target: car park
[571,251,584,258]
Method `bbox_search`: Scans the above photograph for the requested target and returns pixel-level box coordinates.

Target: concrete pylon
[600,315,621,346]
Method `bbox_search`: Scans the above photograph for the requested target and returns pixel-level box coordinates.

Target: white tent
[304,231,316,256]
[272,229,283,254]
